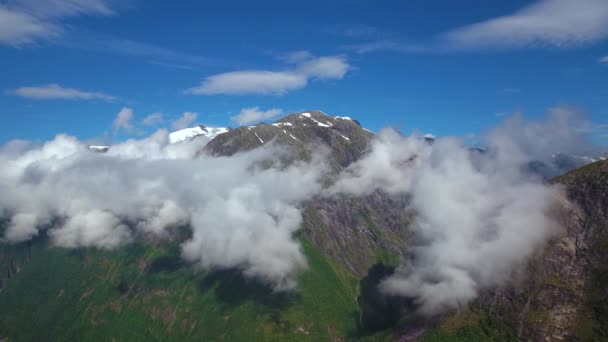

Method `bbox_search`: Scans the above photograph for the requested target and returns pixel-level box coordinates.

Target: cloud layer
[0,106,596,301]
[0,131,326,290]
[185,53,350,96]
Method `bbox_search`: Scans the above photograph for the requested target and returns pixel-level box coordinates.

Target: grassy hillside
[0,234,362,341]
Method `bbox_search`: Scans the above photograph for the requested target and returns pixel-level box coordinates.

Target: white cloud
[0,0,115,46]
[185,54,350,96]
[10,0,114,18]
[0,131,327,290]
[344,0,608,54]
[281,50,314,63]
[172,112,198,131]
[0,7,58,46]
[186,71,307,96]
[599,56,608,63]
[113,107,134,133]
[142,112,164,126]
[231,107,284,125]
[330,107,592,315]
[10,83,114,101]
[443,0,608,49]
[296,55,350,79]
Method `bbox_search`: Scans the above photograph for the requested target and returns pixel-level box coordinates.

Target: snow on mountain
[168,125,229,144]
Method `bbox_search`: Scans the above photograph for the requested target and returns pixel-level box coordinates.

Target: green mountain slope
[0,234,364,341]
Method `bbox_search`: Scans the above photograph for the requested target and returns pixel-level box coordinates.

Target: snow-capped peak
[169,125,229,144]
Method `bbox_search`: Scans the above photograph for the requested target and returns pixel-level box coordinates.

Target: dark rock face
[302,192,413,277]
[474,160,608,341]
[202,110,374,171]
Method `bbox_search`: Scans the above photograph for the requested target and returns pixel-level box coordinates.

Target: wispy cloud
[113,107,134,134]
[171,112,198,131]
[1,1,214,69]
[9,83,114,101]
[186,53,350,96]
[343,40,430,54]
[0,0,115,46]
[231,107,283,125]
[142,112,164,126]
[345,0,608,54]
[500,88,522,94]
[442,0,608,50]
[58,32,215,68]
[600,56,608,64]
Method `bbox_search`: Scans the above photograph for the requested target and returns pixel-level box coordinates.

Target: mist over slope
[0,107,601,310]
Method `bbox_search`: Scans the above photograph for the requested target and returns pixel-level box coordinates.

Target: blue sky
[1,0,607,145]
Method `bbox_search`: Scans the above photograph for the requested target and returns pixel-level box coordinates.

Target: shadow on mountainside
[198,268,297,311]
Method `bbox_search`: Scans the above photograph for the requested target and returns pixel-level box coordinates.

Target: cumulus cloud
[329,108,592,315]
[231,107,284,126]
[185,54,350,96]
[9,83,114,101]
[329,129,431,196]
[0,0,114,46]
[0,129,327,290]
[141,112,164,126]
[171,112,198,131]
[113,107,134,133]
[442,0,608,50]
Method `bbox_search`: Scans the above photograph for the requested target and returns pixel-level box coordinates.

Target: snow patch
[272,122,293,127]
[254,132,264,144]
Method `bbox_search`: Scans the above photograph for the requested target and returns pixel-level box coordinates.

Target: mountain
[415,159,608,341]
[203,110,373,171]
[529,152,608,179]
[1,110,607,341]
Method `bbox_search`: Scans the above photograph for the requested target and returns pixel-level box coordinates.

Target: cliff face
[469,160,608,341]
